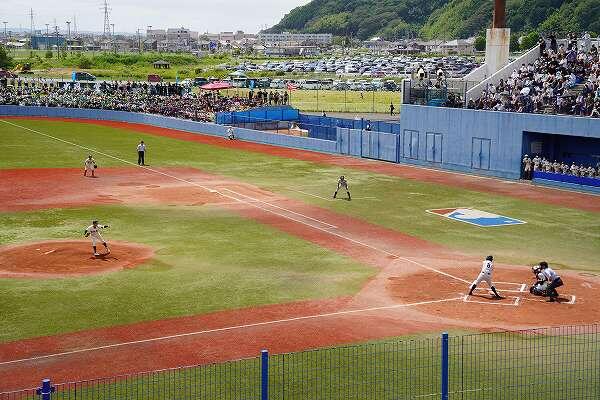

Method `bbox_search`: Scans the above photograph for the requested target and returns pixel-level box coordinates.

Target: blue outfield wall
[398,105,600,179]
[0,106,336,154]
[3,105,600,191]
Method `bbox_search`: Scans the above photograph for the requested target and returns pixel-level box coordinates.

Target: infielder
[83,155,97,177]
[333,176,351,201]
[539,261,564,302]
[84,220,110,256]
[468,255,503,299]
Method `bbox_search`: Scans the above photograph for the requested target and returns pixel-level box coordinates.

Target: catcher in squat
[333,176,351,200]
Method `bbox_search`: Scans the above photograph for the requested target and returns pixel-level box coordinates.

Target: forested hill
[266,0,599,40]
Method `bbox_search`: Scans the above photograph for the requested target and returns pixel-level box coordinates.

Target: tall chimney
[493,0,506,28]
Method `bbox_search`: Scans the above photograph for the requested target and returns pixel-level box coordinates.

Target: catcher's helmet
[486,255,493,261]
[539,261,548,269]
[92,220,99,224]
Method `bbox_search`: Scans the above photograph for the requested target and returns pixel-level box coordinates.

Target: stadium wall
[398,105,600,179]
[0,106,336,154]
[2,105,600,187]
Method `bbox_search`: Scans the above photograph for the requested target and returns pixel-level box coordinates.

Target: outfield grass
[0,205,372,342]
[222,88,401,113]
[1,119,598,272]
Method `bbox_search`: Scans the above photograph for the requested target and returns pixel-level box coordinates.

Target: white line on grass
[0,296,464,366]
[1,120,470,284]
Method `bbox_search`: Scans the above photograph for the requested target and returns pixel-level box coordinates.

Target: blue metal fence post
[36,379,55,400]
[261,349,269,400]
[441,333,449,400]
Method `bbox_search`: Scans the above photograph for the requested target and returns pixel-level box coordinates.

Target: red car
[147,74,162,82]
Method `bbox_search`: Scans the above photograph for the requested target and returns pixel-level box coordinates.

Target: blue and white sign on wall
[427,207,526,227]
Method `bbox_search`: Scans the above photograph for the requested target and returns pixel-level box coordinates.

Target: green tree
[520,31,540,50]
[78,56,92,69]
[45,50,53,59]
[0,45,14,69]
[510,34,520,52]
[474,36,486,51]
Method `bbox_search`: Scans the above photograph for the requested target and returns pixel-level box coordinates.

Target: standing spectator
[390,103,395,116]
[522,154,533,180]
[137,140,147,166]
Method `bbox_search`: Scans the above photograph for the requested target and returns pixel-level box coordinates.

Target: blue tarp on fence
[216,106,299,125]
[298,114,402,142]
[533,171,600,188]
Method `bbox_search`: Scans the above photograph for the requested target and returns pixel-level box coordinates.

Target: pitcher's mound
[0,240,154,278]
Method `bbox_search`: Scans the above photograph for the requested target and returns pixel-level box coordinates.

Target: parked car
[0,69,17,79]
[147,74,162,83]
[74,72,96,81]
[193,77,209,86]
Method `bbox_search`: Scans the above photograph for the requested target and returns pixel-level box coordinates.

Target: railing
[2,324,599,400]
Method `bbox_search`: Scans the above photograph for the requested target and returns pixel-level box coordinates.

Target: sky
[1,0,310,34]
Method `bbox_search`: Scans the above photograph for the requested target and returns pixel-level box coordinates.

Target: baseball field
[0,117,599,394]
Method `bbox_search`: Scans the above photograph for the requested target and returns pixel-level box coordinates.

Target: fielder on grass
[333,176,351,201]
[83,155,97,177]
[84,220,110,256]
[468,255,503,299]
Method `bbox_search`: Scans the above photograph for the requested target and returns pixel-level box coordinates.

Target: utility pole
[137,28,141,53]
[66,21,71,53]
[45,23,49,50]
[54,25,60,59]
[110,23,115,53]
[29,8,35,35]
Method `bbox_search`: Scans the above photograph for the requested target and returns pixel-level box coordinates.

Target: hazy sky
[1,0,310,34]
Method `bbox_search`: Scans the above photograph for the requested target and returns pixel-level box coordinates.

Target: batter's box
[463,295,521,306]
[472,282,527,294]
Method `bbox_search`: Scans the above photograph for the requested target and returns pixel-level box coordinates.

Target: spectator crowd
[469,33,600,117]
[0,78,265,122]
[522,154,599,180]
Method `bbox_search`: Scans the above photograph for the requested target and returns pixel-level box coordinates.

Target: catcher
[83,155,98,177]
[539,261,564,302]
[333,176,351,201]
[84,220,110,256]
[529,265,550,296]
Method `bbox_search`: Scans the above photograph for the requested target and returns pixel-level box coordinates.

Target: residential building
[258,32,332,47]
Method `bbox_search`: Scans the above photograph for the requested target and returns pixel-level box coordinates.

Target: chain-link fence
[2,324,599,400]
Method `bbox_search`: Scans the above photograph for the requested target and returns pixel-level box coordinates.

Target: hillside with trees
[267,0,599,40]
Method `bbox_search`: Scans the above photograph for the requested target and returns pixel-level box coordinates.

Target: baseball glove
[94,164,98,169]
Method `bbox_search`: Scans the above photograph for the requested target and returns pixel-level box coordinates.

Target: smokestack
[493,0,506,28]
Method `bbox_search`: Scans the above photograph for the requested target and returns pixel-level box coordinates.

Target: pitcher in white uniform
[468,255,503,299]
[84,220,110,256]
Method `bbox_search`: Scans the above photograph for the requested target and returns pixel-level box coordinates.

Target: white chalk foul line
[2,121,469,283]
[0,296,464,366]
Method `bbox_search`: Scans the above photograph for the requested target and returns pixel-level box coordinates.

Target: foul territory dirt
[1,117,599,390]
[0,240,154,278]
